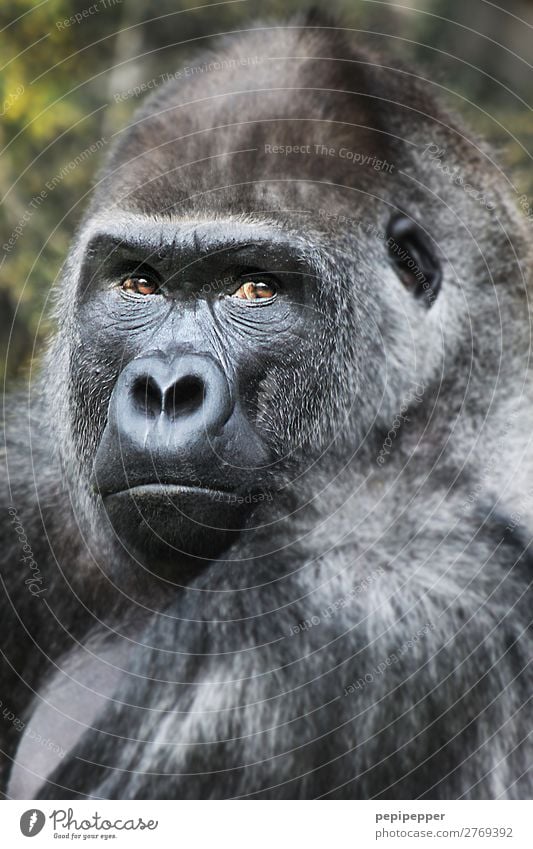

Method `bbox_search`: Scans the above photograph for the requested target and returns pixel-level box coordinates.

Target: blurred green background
[1,0,532,384]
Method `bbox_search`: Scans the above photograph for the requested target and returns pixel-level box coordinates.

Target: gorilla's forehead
[77,212,326,285]
[94,29,405,217]
[81,211,317,256]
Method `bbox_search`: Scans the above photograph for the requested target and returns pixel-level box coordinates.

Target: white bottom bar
[1,799,531,847]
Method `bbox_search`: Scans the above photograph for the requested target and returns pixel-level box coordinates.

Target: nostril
[131,375,163,419]
[165,375,205,420]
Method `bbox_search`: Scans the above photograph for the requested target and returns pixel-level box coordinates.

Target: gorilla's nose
[123,353,232,433]
[93,352,239,496]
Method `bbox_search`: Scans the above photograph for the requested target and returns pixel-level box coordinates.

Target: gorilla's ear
[386,213,441,305]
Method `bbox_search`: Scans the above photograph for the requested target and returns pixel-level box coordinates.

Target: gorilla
[1,16,532,799]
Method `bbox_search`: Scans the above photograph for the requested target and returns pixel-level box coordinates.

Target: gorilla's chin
[101,484,250,566]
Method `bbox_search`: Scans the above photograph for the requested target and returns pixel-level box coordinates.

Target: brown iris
[231,280,277,302]
[121,275,158,295]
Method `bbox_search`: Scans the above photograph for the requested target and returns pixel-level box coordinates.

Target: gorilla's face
[66,199,442,570]
[54,26,447,573]
[74,215,333,565]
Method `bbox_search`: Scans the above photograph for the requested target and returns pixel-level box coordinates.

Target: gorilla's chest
[8,638,129,799]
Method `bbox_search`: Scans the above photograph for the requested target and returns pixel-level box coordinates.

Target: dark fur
[1,17,532,799]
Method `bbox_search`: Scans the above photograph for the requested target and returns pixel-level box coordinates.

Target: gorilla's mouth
[100,481,258,565]
[102,482,237,501]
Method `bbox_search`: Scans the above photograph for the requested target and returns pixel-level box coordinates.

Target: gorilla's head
[45,22,523,572]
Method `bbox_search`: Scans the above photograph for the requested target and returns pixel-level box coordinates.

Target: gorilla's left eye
[120,275,159,296]
[231,279,277,303]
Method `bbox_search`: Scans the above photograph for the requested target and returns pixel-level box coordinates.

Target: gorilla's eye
[120,275,159,296]
[231,279,277,304]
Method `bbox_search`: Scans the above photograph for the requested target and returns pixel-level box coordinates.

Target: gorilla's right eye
[120,275,160,296]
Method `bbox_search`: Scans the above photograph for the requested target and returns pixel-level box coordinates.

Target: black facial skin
[81,220,318,566]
